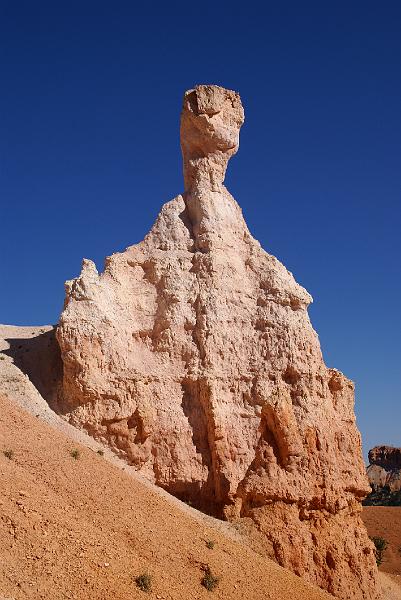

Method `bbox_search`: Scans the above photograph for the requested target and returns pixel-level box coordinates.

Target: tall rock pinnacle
[57,85,380,599]
[181,85,246,253]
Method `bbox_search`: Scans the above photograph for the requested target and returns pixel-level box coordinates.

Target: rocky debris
[56,84,380,599]
[365,446,401,506]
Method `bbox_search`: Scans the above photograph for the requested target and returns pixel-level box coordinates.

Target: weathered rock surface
[57,85,380,599]
[0,324,62,411]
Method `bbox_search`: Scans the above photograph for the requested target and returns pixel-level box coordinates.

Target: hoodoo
[57,85,380,599]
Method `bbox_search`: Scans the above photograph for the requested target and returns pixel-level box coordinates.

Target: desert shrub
[201,566,219,591]
[97,449,104,456]
[371,536,388,566]
[0,355,5,360]
[205,540,215,549]
[70,449,80,460]
[3,449,14,460]
[135,573,152,592]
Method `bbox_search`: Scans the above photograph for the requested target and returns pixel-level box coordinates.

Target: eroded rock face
[57,85,380,599]
[366,446,401,498]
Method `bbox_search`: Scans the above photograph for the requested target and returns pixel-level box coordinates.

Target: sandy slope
[379,573,401,600]
[363,506,401,599]
[363,507,401,575]
[0,332,333,600]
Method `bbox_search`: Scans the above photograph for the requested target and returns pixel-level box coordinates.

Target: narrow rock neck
[183,154,229,195]
[182,154,234,252]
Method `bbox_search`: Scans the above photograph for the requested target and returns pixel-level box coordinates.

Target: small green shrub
[135,573,152,592]
[205,540,215,549]
[97,449,104,456]
[201,566,219,591]
[70,449,80,460]
[3,449,14,460]
[371,536,388,566]
[0,355,5,360]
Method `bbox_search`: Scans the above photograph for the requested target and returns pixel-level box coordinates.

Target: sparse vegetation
[3,449,14,460]
[205,540,215,549]
[201,565,219,591]
[97,449,104,456]
[135,572,152,592]
[370,536,388,566]
[0,355,5,360]
[70,449,80,460]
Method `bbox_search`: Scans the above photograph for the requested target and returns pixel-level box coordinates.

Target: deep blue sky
[1,2,400,457]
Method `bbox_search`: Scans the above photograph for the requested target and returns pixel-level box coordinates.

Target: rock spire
[57,85,380,599]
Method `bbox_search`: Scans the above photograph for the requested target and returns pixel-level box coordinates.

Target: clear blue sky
[1,2,400,458]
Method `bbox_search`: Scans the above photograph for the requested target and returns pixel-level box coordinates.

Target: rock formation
[0,325,62,411]
[56,85,380,599]
[0,325,60,417]
[369,446,401,473]
[365,446,401,505]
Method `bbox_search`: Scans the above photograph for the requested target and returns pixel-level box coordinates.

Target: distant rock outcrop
[369,446,401,473]
[56,85,380,599]
[365,446,401,506]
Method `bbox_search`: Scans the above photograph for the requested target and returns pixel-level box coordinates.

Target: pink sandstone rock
[57,84,380,599]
